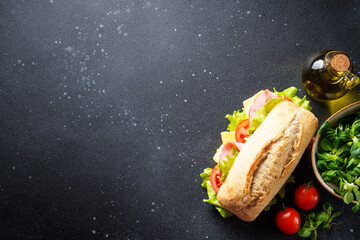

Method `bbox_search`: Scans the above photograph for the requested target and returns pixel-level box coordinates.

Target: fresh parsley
[298,202,340,240]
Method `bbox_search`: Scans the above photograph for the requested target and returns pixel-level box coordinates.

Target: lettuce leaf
[275,86,312,111]
[200,168,233,218]
[225,109,247,132]
[217,147,239,182]
[248,98,283,135]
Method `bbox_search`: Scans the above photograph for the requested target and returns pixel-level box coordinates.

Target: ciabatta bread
[216,101,318,221]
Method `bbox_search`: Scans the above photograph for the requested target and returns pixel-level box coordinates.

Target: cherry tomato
[294,184,319,210]
[276,207,301,235]
[235,119,250,143]
[210,164,222,193]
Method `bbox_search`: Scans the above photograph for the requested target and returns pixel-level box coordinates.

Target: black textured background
[1,0,360,239]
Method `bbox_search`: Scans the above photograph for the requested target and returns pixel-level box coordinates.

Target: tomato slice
[282,96,292,102]
[210,164,222,193]
[235,119,250,143]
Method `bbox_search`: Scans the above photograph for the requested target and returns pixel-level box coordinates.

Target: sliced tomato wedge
[235,119,250,143]
[210,164,222,193]
[282,96,293,102]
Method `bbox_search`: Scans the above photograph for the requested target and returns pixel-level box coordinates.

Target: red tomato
[294,185,319,210]
[210,165,222,193]
[235,119,250,143]
[282,96,293,102]
[276,207,301,235]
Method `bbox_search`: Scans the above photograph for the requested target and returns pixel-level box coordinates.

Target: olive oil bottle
[301,50,359,101]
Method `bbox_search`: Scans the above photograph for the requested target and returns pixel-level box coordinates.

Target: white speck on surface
[258,14,261,17]
[92,230,96,234]
[192,73,195,77]
[127,8,131,13]
[93,217,96,220]
[124,33,128,37]
[174,28,177,32]
[65,46,74,52]
[151,209,155,212]
[99,24,104,28]
[105,234,109,238]
[49,0,54,3]
[198,34,202,37]
[247,10,250,14]
[144,2,152,8]
[157,146,161,150]
[12,166,15,170]
[184,99,187,103]
[152,202,155,205]
[350,228,354,232]
[160,81,163,84]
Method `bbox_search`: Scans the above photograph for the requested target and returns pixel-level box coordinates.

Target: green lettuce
[200,168,233,218]
[217,147,239,182]
[225,109,248,131]
[275,86,312,111]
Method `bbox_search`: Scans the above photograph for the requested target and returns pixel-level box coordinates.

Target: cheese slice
[243,90,264,117]
[221,131,236,143]
[213,144,224,163]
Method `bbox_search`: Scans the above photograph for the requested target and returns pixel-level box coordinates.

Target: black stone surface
[1,0,360,239]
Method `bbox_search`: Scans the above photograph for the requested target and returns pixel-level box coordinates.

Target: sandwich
[200,87,318,221]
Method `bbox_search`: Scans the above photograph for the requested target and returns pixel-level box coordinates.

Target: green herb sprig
[298,202,340,240]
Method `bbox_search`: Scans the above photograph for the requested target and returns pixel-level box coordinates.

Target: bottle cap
[330,54,350,72]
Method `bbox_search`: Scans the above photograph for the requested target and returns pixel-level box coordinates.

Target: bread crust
[216,101,318,221]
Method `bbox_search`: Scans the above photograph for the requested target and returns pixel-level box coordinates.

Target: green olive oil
[301,50,359,101]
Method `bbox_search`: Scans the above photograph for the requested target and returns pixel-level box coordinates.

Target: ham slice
[248,89,279,124]
[219,141,244,163]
